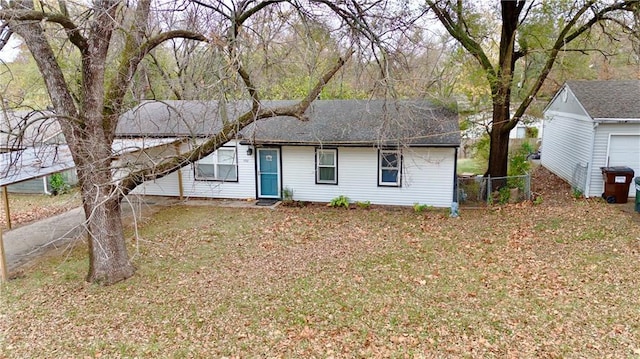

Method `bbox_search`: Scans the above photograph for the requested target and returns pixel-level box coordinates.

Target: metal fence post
[487,175,491,204]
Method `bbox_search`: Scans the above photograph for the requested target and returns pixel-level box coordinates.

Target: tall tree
[0,0,356,285]
[426,0,640,178]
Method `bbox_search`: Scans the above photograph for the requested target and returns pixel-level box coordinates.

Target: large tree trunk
[485,1,522,180]
[486,100,511,179]
[80,167,135,285]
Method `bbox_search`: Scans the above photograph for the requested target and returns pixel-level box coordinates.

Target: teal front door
[257,148,280,198]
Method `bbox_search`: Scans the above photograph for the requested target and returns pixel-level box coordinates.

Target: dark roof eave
[117,134,243,139]
[240,139,460,147]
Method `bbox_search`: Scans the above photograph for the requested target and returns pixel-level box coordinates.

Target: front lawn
[457,157,486,175]
[2,199,640,357]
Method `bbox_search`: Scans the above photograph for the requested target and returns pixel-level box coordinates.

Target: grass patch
[457,157,486,175]
[2,202,640,357]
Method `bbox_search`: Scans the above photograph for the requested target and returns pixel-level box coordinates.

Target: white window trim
[378,150,401,187]
[195,147,238,182]
[316,148,337,184]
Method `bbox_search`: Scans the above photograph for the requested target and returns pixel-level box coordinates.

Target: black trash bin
[601,166,635,204]
[635,177,640,213]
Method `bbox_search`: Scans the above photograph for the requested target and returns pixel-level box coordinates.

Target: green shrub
[507,142,532,190]
[525,127,539,138]
[533,194,543,205]
[498,187,511,204]
[355,200,371,209]
[474,134,490,163]
[413,203,432,213]
[49,173,69,195]
[329,195,350,209]
[572,188,583,199]
[282,187,294,202]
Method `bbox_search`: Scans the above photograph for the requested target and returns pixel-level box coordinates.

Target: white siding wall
[588,123,640,197]
[281,146,455,207]
[132,140,256,199]
[133,142,456,207]
[540,110,595,193]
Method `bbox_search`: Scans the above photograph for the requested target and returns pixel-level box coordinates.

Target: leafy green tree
[426,0,640,178]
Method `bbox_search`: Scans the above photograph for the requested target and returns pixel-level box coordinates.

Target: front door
[257,148,280,198]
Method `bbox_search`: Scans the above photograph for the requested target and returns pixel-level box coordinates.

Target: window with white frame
[316,148,337,184]
[195,147,238,181]
[379,150,401,186]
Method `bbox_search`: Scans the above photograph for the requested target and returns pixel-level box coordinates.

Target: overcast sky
[0,36,20,62]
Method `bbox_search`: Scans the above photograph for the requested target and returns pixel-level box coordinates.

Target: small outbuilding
[541,80,640,198]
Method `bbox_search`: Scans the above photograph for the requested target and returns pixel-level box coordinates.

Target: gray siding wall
[7,177,47,194]
[541,110,595,193]
[545,86,588,117]
[6,169,78,194]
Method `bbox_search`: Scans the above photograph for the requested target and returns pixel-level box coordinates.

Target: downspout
[43,176,51,195]
[584,121,598,197]
[450,147,459,218]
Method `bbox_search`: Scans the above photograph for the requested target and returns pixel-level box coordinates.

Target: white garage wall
[589,124,640,198]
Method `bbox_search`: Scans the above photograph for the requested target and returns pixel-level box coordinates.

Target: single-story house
[117,99,461,207]
[541,80,640,198]
[0,109,77,194]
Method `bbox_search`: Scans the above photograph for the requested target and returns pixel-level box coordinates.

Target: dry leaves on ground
[2,171,640,358]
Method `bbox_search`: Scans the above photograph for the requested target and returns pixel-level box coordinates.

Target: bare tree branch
[512,0,639,125]
[120,51,352,192]
[0,8,88,51]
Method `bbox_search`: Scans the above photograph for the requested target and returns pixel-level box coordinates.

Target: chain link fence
[458,173,531,205]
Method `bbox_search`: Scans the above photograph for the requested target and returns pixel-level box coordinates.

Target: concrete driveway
[2,207,86,274]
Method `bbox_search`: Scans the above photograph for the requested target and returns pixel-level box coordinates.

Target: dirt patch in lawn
[530,164,573,205]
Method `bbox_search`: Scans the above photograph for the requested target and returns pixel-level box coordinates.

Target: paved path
[2,207,86,273]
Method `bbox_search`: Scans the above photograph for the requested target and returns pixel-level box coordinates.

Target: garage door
[608,135,640,197]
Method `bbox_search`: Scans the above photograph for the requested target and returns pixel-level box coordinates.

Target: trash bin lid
[601,166,635,174]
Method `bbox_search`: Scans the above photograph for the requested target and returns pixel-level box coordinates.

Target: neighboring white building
[461,111,542,140]
[0,109,77,194]
[542,80,640,199]
[117,100,461,208]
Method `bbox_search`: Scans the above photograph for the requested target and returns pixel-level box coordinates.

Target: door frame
[256,147,282,199]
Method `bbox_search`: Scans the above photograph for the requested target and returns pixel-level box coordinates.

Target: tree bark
[82,178,134,284]
[487,101,510,179]
[2,0,355,285]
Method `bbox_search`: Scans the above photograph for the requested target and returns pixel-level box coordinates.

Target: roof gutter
[593,118,640,124]
[239,140,460,147]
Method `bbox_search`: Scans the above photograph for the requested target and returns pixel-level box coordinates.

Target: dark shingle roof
[117,100,233,137]
[566,80,640,119]
[118,100,460,147]
[0,110,62,149]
